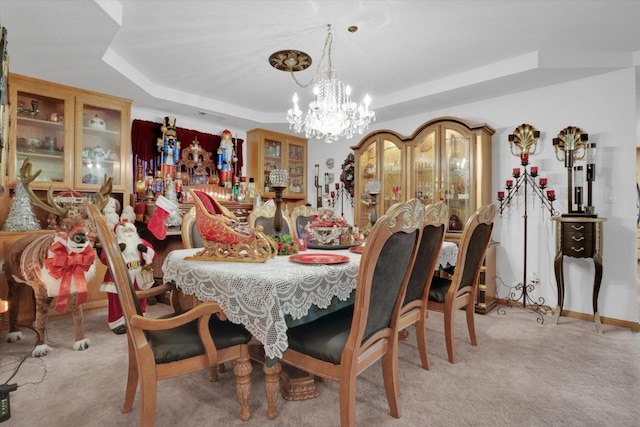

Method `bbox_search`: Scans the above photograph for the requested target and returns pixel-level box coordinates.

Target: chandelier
[270,24,375,143]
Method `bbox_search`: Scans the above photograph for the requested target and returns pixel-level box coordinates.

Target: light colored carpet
[1,304,639,427]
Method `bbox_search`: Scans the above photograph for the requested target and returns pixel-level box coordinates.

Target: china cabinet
[351,116,494,232]
[246,128,307,204]
[352,116,496,313]
[6,74,132,194]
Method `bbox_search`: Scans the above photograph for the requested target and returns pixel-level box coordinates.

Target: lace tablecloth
[163,248,360,360]
[162,242,457,360]
[437,241,458,269]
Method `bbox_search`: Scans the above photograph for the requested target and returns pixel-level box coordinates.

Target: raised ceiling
[2,0,640,133]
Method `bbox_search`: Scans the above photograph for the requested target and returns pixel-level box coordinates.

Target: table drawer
[561,222,594,257]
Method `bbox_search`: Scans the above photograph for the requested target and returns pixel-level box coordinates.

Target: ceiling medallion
[268,50,312,72]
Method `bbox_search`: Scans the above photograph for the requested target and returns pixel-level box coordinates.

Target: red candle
[335,182,340,190]
[506,179,513,188]
[547,190,555,200]
[520,153,529,165]
[513,168,521,177]
[530,166,538,176]
[539,177,547,186]
[498,191,505,199]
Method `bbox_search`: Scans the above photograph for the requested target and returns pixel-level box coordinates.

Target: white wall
[132,68,638,323]
[366,68,638,323]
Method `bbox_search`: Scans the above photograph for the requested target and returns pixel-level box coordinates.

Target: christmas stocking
[148,195,178,240]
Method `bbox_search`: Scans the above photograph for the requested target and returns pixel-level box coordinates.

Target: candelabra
[498,124,559,323]
[365,180,381,226]
[552,126,596,216]
[329,182,354,217]
[314,164,322,209]
[269,169,289,236]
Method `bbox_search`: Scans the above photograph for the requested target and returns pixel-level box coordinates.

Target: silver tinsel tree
[2,179,42,231]
[163,176,182,228]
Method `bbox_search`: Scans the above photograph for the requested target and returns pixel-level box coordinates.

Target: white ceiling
[2,0,640,133]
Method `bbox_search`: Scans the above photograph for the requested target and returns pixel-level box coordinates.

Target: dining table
[162,242,458,362]
[162,241,458,416]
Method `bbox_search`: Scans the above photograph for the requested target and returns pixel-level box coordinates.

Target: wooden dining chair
[180,206,204,249]
[289,204,317,240]
[427,203,497,364]
[397,201,448,371]
[280,198,424,427]
[248,204,292,236]
[85,202,254,426]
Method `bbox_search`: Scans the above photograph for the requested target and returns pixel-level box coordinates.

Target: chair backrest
[403,201,448,304]
[348,198,424,347]
[248,204,292,236]
[181,206,204,248]
[290,205,317,240]
[86,202,143,319]
[450,204,497,294]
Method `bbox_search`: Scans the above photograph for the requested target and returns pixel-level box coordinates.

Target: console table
[553,216,607,332]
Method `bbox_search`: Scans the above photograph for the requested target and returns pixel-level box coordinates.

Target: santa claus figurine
[100,221,156,334]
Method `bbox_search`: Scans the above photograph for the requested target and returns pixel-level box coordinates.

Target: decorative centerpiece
[308,210,351,245]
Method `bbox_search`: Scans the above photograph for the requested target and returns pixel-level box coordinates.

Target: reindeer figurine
[4,159,111,357]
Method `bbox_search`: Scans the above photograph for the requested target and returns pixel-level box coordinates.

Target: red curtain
[130,119,243,178]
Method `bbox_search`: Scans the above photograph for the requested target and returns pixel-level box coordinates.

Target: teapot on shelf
[82,145,113,161]
[88,114,106,130]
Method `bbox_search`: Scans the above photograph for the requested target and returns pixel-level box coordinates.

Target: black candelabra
[314,164,322,209]
[329,182,354,217]
[365,180,381,226]
[497,124,559,323]
[552,126,596,216]
[269,169,289,236]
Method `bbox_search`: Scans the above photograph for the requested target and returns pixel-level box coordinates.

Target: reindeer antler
[94,174,113,212]
[20,158,69,218]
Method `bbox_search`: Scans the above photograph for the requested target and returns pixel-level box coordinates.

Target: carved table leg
[553,251,565,324]
[234,353,253,422]
[593,253,603,334]
[263,362,281,420]
[249,343,319,402]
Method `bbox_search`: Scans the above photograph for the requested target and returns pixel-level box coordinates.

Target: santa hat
[147,195,178,240]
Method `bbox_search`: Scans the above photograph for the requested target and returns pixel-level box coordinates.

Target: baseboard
[495,299,640,332]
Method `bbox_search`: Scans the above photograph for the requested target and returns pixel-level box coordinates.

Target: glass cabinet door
[75,92,130,192]
[13,89,73,188]
[262,137,282,193]
[411,131,437,205]
[381,138,402,213]
[443,128,471,231]
[357,139,377,227]
[76,98,124,189]
[286,140,305,197]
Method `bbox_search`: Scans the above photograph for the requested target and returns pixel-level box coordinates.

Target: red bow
[44,242,95,313]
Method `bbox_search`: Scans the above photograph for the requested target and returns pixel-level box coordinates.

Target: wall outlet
[530,272,539,284]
